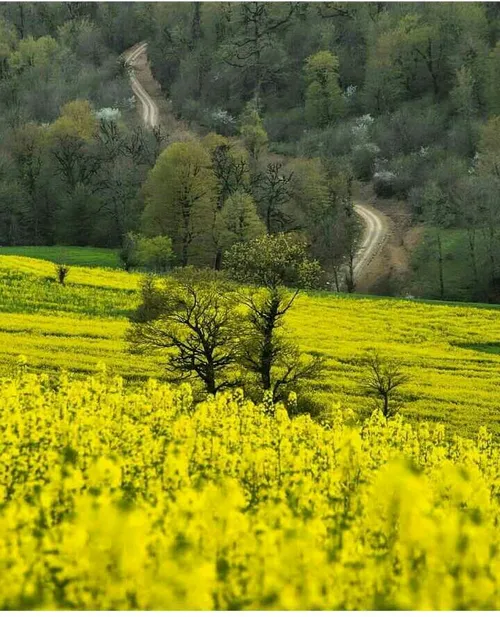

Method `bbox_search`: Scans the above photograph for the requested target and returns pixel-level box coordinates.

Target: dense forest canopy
[2,2,500,299]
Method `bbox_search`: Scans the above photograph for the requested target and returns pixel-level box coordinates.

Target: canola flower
[1,370,500,609]
[2,255,500,437]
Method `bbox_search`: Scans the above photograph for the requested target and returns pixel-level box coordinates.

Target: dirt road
[123,42,159,129]
[123,42,389,284]
[352,203,388,281]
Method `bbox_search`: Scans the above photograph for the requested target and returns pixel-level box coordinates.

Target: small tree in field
[363,351,409,417]
[127,268,242,395]
[225,233,324,401]
[56,264,70,285]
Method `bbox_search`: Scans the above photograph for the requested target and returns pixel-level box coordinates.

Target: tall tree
[203,134,249,268]
[215,191,265,257]
[304,50,344,127]
[254,162,294,233]
[239,100,268,172]
[220,2,299,100]
[142,141,217,266]
[225,233,323,401]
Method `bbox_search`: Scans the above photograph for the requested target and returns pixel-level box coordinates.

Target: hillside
[2,254,500,439]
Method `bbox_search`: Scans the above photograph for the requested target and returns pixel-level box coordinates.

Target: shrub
[373,171,398,198]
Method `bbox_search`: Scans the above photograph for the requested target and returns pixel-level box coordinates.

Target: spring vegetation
[3,2,500,300]
[2,1,500,610]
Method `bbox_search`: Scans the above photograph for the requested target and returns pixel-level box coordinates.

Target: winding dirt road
[352,203,388,282]
[124,42,388,285]
[123,42,159,129]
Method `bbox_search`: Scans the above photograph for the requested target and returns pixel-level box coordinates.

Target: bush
[264,107,305,143]
[136,235,174,272]
[297,123,353,158]
[373,171,398,198]
[120,233,174,273]
[352,143,380,181]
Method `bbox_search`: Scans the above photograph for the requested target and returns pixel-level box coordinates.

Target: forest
[2,2,500,301]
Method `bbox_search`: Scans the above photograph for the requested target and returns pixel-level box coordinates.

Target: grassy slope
[0,246,120,268]
[2,254,500,438]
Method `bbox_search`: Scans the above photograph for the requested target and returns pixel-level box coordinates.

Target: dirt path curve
[123,43,389,284]
[123,42,159,129]
[353,203,389,282]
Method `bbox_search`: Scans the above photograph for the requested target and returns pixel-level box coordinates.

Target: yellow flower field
[0,370,499,609]
[2,254,500,609]
[1,255,500,437]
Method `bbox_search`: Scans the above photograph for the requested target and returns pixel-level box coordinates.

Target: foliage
[239,101,268,166]
[224,232,323,290]
[215,192,266,256]
[304,50,344,128]
[136,234,174,273]
[142,142,217,267]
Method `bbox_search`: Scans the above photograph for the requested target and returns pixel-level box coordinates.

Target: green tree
[477,116,500,177]
[8,34,59,73]
[239,100,268,169]
[486,42,500,116]
[136,235,174,272]
[8,123,51,244]
[450,66,477,157]
[0,17,17,77]
[225,232,322,290]
[225,233,323,401]
[215,191,265,256]
[419,181,450,300]
[304,51,344,128]
[203,134,249,268]
[142,141,217,266]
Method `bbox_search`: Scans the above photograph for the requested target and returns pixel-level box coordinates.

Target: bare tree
[254,162,294,233]
[363,352,409,417]
[127,269,242,395]
[210,143,248,269]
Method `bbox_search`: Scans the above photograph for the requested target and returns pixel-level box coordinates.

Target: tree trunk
[489,225,496,285]
[265,204,272,234]
[382,392,389,417]
[467,226,478,289]
[181,235,189,267]
[259,291,280,391]
[214,248,223,271]
[191,2,202,48]
[346,250,355,293]
[332,266,340,292]
[437,229,444,299]
[204,362,216,395]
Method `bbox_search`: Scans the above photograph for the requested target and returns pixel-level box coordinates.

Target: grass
[0,246,120,268]
[2,254,500,439]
